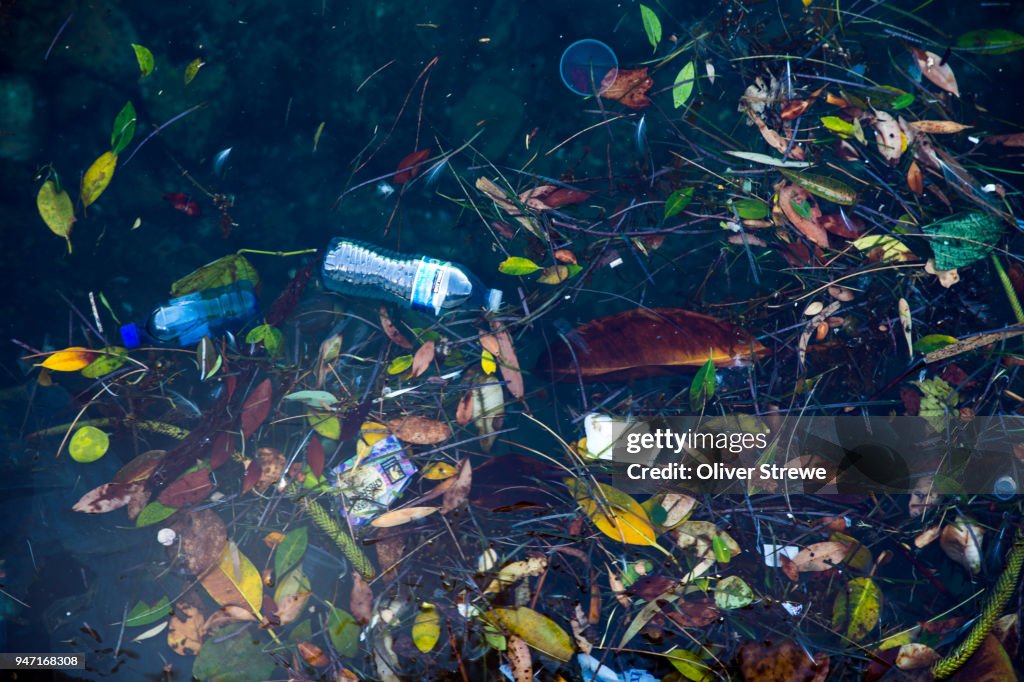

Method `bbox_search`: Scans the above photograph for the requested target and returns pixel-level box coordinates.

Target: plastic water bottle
[119,280,259,348]
[321,238,502,315]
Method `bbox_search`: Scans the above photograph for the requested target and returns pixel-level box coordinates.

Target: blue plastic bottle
[120,281,259,348]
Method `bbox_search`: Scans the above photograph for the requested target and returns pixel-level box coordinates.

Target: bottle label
[410,257,450,314]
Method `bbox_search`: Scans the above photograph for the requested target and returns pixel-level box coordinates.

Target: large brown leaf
[739,639,829,682]
[537,308,767,381]
[240,378,272,438]
[158,469,213,508]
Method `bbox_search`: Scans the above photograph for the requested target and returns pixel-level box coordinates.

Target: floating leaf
[739,640,830,682]
[136,500,177,527]
[326,605,359,657]
[599,68,654,110]
[488,607,574,662]
[69,425,110,463]
[41,346,96,371]
[282,390,338,409]
[158,468,213,507]
[274,527,308,579]
[483,325,525,399]
[192,623,276,682]
[821,116,856,137]
[731,198,769,220]
[131,43,154,78]
[723,151,812,167]
[667,649,713,682]
[909,120,972,135]
[372,506,440,528]
[387,354,413,375]
[307,411,341,440]
[125,597,172,628]
[110,101,136,155]
[423,461,457,480]
[676,520,741,561]
[413,604,441,653]
[538,308,767,381]
[956,28,1024,55]
[410,339,435,378]
[567,479,657,546]
[239,378,272,438]
[665,187,695,219]
[481,349,497,374]
[245,323,283,356]
[274,566,312,625]
[388,415,451,445]
[832,576,882,642]
[537,264,573,284]
[689,352,716,411]
[891,92,915,110]
[672,61,696,109]
[779,184,829,248]
[393,148,431,184]
[714,575,754,609]
[200,542,264,617]
[170,254,260,296]
[640,5,661,51]
[499,256,541,276]
[940,517,985,575]
[911,47,959,97]
[792,541,851,572]
[913,334,958,354]
[81,151,117,208]
[852,234,916,262]
[184,57,204,85]
[779,169,857,206]
[922,211,1003,270]
[36,179,75,252]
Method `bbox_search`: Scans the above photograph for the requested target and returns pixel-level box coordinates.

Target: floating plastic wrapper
[331,435,416,526]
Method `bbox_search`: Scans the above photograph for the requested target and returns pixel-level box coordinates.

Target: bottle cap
[120,323,142,349]
[486,288,503,312]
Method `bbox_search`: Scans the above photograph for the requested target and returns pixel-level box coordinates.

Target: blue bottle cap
[120,323,142,349]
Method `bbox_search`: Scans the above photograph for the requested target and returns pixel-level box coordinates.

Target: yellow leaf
[306,411,340,440]
[481,349,497,375]
[566,479,658,546]
[413,604,441,653]
[41,347,97,371]
[81,151,118,208]
[184,57,205,85]
[422,461,458,480]
[536,265,570,284]
[36,179,75,252]
[356,420,389,460]
[488,607,574,662]
[201,541,264,618]
[832,576,882,642]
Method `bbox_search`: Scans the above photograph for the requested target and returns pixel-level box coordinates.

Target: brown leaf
[72,482,139,514]
[911,47,960,97]
[209,432,233,470]
[909,120,971,135]
[240,378,272,439]
[519,185,590,211]
[780,555,800,583]
[779,184,829,248]
[387,415,452,445]
[727,233,768,247]
[172,508,228,576]
[456,389,474,426]
[739,639,829,682]
[306,436,325,478]
[907,160,924,195]
[984,132,1024,147]
[780,87,825,120]
[873,110,902,165]
[746,109,804,158]
[410,340,436,378]
[441,459,472,514]
[818,213,864,239]
[599,68,653,110]
[375,529,406,583]
[113,449,166,484]
[895,643,939,670]
[350,573,373,625]
[168,603,205,656]
[507,635,533,682]
[158,469,213,508]
[298,641,330,668]
[665,598,720,628]
[553,249,578,264]
[537,308,767,382]
[952,635,1017,681]
[254,447,285,492]
[393,148,431,184]
[201,605,256,635]
[242,457,262,495]
[792,541,851,572]
[370,505,439,527]
[487,324,525,400]
[379,306,412,349]
[626,575,677,601]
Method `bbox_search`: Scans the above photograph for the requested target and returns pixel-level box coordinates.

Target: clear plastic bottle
[119,280,259,348]
[321,238,502,315]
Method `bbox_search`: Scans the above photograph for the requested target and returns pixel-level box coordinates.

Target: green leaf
[913,334,958,355]
[282,390,339,409]
[274,527,308,579]
[666,649,713,682]
[673,61,696,109]
[922,211,1004,270]
[245,323,283,357]
[488,607,574,662]
[327,605,360,658]
[664,187,695,219]
[789,195,813,220]
[779,169,858,206]
[956,29,1024,55]
[387,354,413,375]
[171,254,260,297]
[498,256,541,276]
[135,500,177,527]
[184,57,204,85]
[110,101,137,155]
[306,411,340,440]
[714,575,753,609]
[891,92,915,110]
[640,5,662,51]
[689,352,715,411]
[711,533,732,564]
[36,178,75,252]
[731,198,769,220]
[192,623,277,682]
[125,597,172,627]
[80,346,128,379]
[820,115,855,137]
[131,43,154,78]
[832,576,882,642]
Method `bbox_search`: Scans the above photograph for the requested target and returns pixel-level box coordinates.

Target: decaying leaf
[538,308,767,381]
[350,573,373,625]
[410,340,435,378]
[387,415,451,445]
[484,324,525,399]
[72,481,139,514]
[172,508,228,576]
[240,378,273,438]
[412,604,441,653]
[832,576,882,642]
[370,505,439,527]
[910,120,971,135]
[600,68,654,109]
[507,635,533,682]
[911,47,960,97]
[895,642,939,670]
[483,556,549,594]
[738,639,829,682]
[158,468,213,508]
[167,602,205,656]
[379,307,413,349]
[36,179,75,252]
[81,151,118,208]
[393,148,431,184]
[488,607,574,662]
[272,567,311,626]
[441,458,472,514]
[779,183,828,247]
[873,110,903,165]
[792,541,851,572]
[940,517,985,574]
[200,542,265,618]
[675,520,741,561]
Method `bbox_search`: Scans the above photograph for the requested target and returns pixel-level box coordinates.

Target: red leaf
[599,68,653,110]
[306,436,325,479]
[72,482,139,514]
[210,432,233,470]
[350,573,373,625]
[240,379,273,439]
[158,469,213,507]
[393,148,431,184]
[242,457,263,495]
[379,307,413,349]
[265,261,316,327]
[818,213,864,239]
